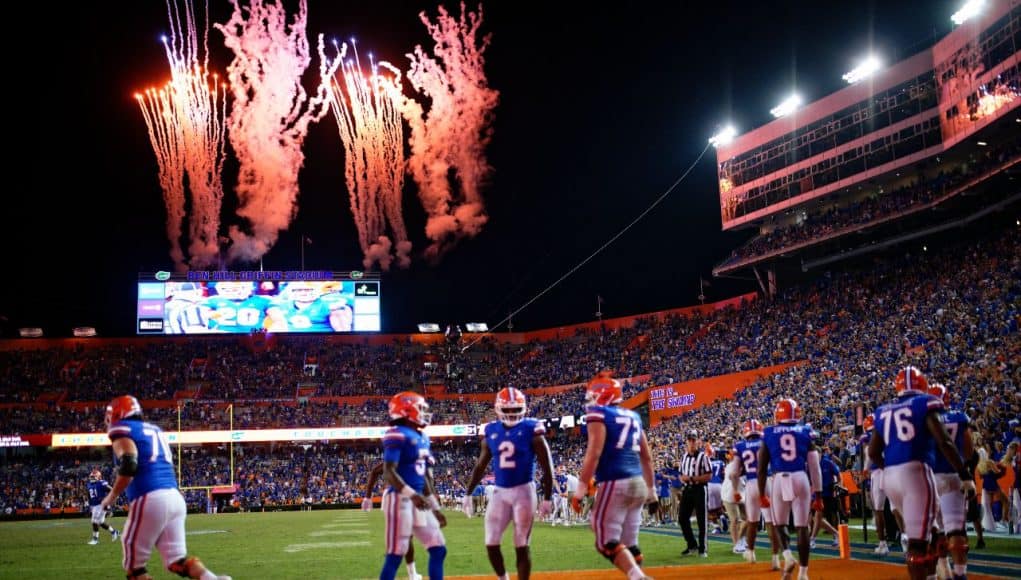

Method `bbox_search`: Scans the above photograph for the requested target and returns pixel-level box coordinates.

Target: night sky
[5,0,963,337]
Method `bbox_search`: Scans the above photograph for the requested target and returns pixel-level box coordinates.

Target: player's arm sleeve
[107,424,132,441]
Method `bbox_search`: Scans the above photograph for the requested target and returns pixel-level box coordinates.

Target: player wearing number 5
[758,399,822,580]
[101,396,230,580]
[575,372,658,580]
[462,388,554,580]
[868,367,974,580]
[380,392,448,580]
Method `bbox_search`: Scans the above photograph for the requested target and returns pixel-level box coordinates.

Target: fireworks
[216,0,339,264]
[136,0,228,271]
[320,38,412,271]
[404,2,499,261]
[136,1,498,269]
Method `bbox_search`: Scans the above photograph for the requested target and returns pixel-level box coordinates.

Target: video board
[137,271,381,334]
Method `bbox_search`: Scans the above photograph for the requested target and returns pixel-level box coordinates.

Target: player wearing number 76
[463,388,555,580]
[101,395,231,580]
[575,372,658,580]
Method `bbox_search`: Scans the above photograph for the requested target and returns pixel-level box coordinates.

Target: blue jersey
[107,418,178,502]
[204,295,274,332]
[584,405,643,483]
[820,455,841,497]
[279,298,339,332]
[656,472,671,498]
[382,424,432,494]
[483,419,546,488]
[933,409,970,474]
[763,423,814,473]
[87,479,112,507]
[873,393,944,468]
[710,459,725,484]
[734,437,765,480]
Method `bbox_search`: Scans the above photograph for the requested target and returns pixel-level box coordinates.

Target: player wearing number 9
[868,366,974,580]
[101,395,231,580]
[576,372,657,580]
[758,398,822,580]
[462,388,555,580]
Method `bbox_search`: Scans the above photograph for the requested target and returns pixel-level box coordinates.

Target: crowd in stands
[718,138,1021,267]
[1,222,1018,521]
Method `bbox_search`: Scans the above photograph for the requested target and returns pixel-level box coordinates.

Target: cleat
[87,538,99,545]
[900,534,909,553]
[771,554,781,570]
[681,547,697,556]
[874,541,890,556]
[732,543,746,553]
[111,530,120,541]
[743,550,757,563]
[809,539,816,549]
[699,551,708,558]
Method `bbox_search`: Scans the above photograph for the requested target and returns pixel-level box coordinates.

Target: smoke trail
[403,2,499,261]
[216,0,339,263]
[136,0,228,271]
[319,39,412,270]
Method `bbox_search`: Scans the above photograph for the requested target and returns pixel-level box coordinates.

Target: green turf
[3,510,1017,579]
[0,510,808,579]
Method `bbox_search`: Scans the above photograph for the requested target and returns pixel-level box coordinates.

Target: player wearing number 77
[462,388,554,580]
[574,372,658,580]
[101,395,231,580]
[868,367,974,580]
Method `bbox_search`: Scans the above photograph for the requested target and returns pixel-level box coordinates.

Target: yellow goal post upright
[176,402,235,509]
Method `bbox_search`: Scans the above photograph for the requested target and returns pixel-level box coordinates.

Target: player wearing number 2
[575,372,658,580]
[729,419,781,568]
[379,392,448,580]
[462,388,554,580]
[100,395,230,580]
[868,367,975,580]
[758,399,822,580]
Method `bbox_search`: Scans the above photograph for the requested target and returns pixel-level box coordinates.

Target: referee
[679,429,712,557]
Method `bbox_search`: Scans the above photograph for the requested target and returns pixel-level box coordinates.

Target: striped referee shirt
[680,450,712,485]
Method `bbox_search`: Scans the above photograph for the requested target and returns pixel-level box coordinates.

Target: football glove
[733,493,742,503]
[811,493,824,512]
[760,494,771,508]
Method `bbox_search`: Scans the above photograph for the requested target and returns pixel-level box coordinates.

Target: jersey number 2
[498,441,516,469]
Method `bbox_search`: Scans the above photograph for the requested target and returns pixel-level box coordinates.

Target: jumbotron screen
[136,271,381,334]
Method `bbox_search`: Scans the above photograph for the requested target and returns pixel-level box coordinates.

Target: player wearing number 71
[462,388,554,580]
[101,395,231,580]
[575,372,659,580]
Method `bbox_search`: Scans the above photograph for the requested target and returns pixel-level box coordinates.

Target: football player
[204,281,286,333]
[363,462,423,580]
[277,281,353,332]
[573,373,657,580]
[86,468,120,544]
[100,395,230,580]
[758,399,822,580]
[462,388,554,580]
[729,418,781,568]
[379,392,447,580]
[868,367,974,580]
[928,382,975,580]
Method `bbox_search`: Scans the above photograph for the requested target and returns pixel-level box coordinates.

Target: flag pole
[300,235,305,271]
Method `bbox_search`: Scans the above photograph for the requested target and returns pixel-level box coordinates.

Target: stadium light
[18,327,43,338]
[708,125,737,148]
[417,323,441,333]
[73,326,97,338]
[770,94,803,118]
[464,322,489,332]
[842,56,882,84]
[951,0,985,25]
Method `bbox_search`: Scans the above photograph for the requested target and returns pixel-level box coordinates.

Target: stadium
[2,1,1019,579]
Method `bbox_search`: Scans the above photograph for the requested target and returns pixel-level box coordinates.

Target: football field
[0,509,1017,579]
